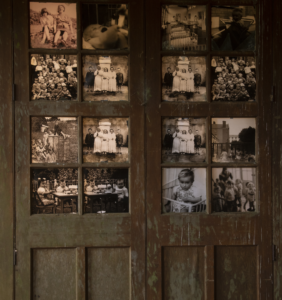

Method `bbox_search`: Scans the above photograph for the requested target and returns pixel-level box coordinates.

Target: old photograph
[162,118,206,163]
[83,55,128,102]
[212,118,256,163]
[81,4,128,50]
[30,54,77,101]
[31,117,78,163]
[161,5,207,51]
[31,168,78,214]
[83,118,129,163]
[84,168,129,213]
[162,168,206,213]
[30,2,77,49]
[211,56,256,102]
[212,168,256,212]
[162,56,206,102]
[211,6,256,51]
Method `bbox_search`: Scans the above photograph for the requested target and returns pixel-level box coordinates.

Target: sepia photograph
[82,55,128,102]
[30,2,77,49]
[212,118,256,163]
[83,168,129,214]
[161,5,207,51]
[162,118,206,163]
[31,117,78,163]
[211,6,256,51]
[83,118,129,163]
[81,4,128,50]
[162,56,206,102]
[211,56,256,102]
[31,168,78,214]
[30,54,77,101]
[212,168,256,213]
[162,168,207,213]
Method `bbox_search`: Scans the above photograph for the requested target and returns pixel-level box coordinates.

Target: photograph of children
[211,6,256,51]
[211,56,256,102]
[161,5,207,51]
[212,168,256,213]
[81,4,128,50]
[83,168,129,214]
[30,54,77,101]
[83,118,129,163]
[82,55,128,102]
[212,118,256,163]
[30,2,77,49]
[162,56,206,102]
[162,168,206,213]
[31,117,78,163]
[162,118,206,163]
[31,168,78,214]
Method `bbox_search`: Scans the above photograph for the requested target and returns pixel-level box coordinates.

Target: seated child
[113,179,129,212]
[224,180,238,212]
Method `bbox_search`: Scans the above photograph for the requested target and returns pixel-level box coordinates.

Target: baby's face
[179,176,193,191]
[117,181,124,189]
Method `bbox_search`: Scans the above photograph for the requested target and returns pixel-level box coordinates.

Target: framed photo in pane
[29,2,77,49]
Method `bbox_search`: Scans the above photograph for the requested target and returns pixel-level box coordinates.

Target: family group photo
[30,54,77,101]
[31,117,78,164]
[162,56,206,102]
[212,118,256,163]
[84,168,129,214]
[161,5,207,51]
[211,56,256,102]
[81,4,128,50]
[162,168,207,213]
[30,2,77,49]
[83,55,128,102]
[162,118,206,163]
[83,118,129,163]
[31,168,78,214]
[212,168,256,213]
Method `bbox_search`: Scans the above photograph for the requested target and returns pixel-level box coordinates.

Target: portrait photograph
[212,118,256,163]
[211,6,256,51]
[30,54,77,101]
[162,118,206,163]
[83,118,129,163]
[83,168,129,214]
[30,2,77,49]
[162,56,206,102]
[212,168,256,213]
[81,4,128,50]
[211,56,256,102]
[161,5,207,51]
[31,117,78,164]
[162,168,207,213]
[31,168,78,214]
[82,55,128,102]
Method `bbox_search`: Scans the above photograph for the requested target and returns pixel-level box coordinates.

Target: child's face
[117,181,124,189]
[63,87,67,91]
[179,176,193,191]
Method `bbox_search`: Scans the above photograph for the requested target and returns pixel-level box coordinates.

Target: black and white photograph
[211,56,256,102]
[31,168,78,214]
[161,5,207,51]
[211,6,256,51]
[212,118,256,163]
[81,4,128,50]
[162,118,206,163]
[83,118,129,163]
[30,54,77,101]
[82,55,128,102]
[212,168,256,213]
[31,117,78,163]
[83,168,129,214]
[162,56,206,102]
[162,168,207,213]
[30,2,77,49]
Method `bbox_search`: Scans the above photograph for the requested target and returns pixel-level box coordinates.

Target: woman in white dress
[172,129,181,154]
[172,67,181,92]
[180,69,187,93]
[186,68,195,92]
[94,66,103,92]
[101,129,109,154]
[102,68,109,93]
[93,127,103,153]
[108,129,117,153]
[108,67,117,92]
[187,128,195,154]
[179,130,187,154]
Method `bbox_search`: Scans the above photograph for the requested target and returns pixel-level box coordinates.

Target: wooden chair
[33,191,55,214]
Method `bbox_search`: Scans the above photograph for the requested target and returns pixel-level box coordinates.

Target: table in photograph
[84,192,119,213]
[53,192,78,213]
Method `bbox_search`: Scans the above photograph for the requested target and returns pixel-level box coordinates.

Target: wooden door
[146,0,273,299]
[13,1,145,299]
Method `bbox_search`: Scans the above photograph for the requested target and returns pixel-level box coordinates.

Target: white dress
[172,71,181,92]
[93,132,103,153]
[186,72,195,92]
[179,133,187,153]
[101,133,109,152]
[108,71,117,92]
[102,72,109,91]
[180,73,187,92]
[94,70,103,91]
[187,133,195,153]
[108,133,116,153]
[172,132,181,153]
